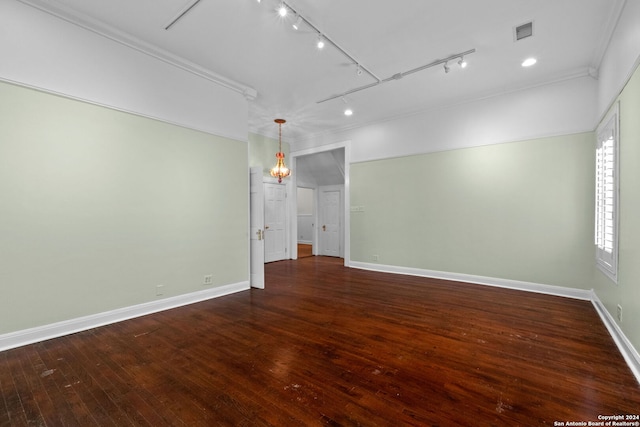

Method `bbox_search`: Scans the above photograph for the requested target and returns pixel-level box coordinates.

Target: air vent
[514,21,534,41]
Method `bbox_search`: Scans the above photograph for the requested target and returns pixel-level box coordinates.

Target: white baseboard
[590,292,640,384]
[350,261,639,384]
[0,281,249,352]
[349,261,593,300]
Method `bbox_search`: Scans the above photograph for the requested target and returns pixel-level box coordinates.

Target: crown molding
[16,0,257,100]
[590,0,627,73]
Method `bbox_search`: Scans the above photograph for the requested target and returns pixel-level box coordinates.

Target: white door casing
[249,167,265,288]
[289,140,351,266]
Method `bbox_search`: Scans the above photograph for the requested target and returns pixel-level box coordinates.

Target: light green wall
[592,64,640,352]
[0,82,248,334]
[248,132,290,177]
[351,132,595,289]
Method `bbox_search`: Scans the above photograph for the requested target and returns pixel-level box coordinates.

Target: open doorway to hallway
[297,187,314,258]
[293,147,345,260]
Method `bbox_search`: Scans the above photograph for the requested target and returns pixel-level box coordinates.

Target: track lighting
[292,15,302,30]
[263,0,380,83]
[317,48,476,104]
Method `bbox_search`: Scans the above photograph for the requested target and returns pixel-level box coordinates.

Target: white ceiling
[296,149,345,187]
[26,0,620,143]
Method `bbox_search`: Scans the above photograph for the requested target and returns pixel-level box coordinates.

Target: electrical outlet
[372,254,379,262]
[203,274,213,285]
[617,304,622,322]
[156,285,164,296]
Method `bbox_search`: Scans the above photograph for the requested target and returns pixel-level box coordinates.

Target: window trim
[594,102,619,283]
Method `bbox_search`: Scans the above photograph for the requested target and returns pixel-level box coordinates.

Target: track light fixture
[261,1,476,114]
[271,1,380,83]
[292,15,302,30]
[317,49,476,104]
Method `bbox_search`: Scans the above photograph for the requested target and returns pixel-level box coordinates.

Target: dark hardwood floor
[2,256,639,426]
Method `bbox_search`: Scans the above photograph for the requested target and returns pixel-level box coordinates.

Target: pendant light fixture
[270,119,291,183]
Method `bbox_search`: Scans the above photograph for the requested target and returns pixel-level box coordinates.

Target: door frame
[289,141,351,266]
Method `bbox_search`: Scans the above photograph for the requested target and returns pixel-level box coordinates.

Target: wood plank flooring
[297,244,313,258]
[1,256,639,426]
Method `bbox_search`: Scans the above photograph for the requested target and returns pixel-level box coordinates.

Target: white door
[249,167,265,288]
[264,182,287,263]
[320,188,341,257]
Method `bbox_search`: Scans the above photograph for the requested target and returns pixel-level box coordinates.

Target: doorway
[289,141,351,265]
[297,187,314,258]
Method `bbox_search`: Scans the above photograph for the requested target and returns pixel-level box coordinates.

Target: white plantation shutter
[595,103,619,282]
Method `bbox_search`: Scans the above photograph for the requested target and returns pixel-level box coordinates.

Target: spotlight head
[356,64,363,76]
[444,63,450,73]
[458,58,467,68]
[278,4,287,17]
[317,35,325,49]
[292,15,302,30]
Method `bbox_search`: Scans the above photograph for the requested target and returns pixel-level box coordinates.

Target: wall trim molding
[350,261,640,384]
[590,291,640,384]
[349,261,592,300]
[0,281,249,352]
[0,77,248,144]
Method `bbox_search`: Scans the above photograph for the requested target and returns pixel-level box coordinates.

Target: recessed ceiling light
[344,108,353,116]
[522,57,537,67]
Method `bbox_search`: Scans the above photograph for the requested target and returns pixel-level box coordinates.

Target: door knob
[322,225,326,231]
[265,225,270,230]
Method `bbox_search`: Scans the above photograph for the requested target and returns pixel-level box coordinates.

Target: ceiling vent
[514,21,534,41]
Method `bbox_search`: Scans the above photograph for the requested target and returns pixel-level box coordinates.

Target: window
[594,102,619,282]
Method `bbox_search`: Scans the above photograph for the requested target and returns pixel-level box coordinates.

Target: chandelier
[270,119,291,183]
